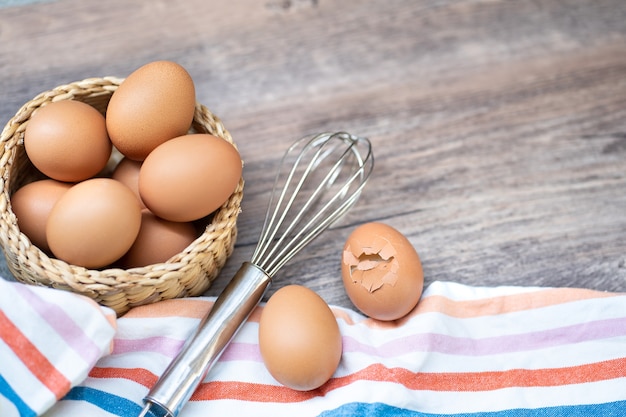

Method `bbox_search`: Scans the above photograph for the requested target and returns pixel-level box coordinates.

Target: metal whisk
[138,132,373,417]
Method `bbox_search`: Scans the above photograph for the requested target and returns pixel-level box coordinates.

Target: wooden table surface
[1,0,625,310]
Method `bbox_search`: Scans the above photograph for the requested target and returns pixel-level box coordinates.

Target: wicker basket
[0,77,244,315]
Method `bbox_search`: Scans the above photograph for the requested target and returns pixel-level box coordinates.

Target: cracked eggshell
[341,222,424,321]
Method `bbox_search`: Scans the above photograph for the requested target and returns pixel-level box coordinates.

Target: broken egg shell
[341,222,424,321]
[258,285,342,391]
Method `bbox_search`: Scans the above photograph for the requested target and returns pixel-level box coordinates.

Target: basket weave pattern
[0,77,243,315]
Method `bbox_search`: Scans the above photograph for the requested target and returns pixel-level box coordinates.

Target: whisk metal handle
[139,262,271,417]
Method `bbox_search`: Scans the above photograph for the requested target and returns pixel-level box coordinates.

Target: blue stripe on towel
[64,386,143,416]
[317,401,626,417]
[60,388,626,417]
[0,375,36,417]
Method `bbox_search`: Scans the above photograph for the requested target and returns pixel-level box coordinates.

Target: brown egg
[10,179,73,252]
[46,178,142,269]
[118,210,197,268]
[24,100,112,182]
[258,285,342,391]
[138,134,242,222]
[106,60,196,161]
[112,157,145,208]
[341,222,424,321]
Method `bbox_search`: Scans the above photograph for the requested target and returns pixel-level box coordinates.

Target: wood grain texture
[1,0,625,309]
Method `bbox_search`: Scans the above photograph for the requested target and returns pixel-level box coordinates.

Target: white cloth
[0,279,116,417]
[36,281,626,417]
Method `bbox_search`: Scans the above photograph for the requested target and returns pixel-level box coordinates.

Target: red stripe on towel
[0,310,71,399]
[88,366,158,388]
[187,356,626,403]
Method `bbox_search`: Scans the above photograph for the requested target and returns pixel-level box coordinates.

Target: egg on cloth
[23,100,112,182]
[258,285,342,391]
[46,178,142,269]
[341,222,424,321]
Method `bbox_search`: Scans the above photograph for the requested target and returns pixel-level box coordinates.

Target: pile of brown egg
[11,61,242,270]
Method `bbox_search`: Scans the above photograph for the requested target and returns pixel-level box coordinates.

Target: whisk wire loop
[266,148,369,274]
[252,132,373,277]
[257,136,345,270]
[251,133,328,270]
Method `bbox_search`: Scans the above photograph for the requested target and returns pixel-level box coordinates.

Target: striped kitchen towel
[0,279,116,417]
[11,280,626,416]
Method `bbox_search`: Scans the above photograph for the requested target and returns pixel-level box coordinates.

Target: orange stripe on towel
[187,356,626,403]
[0,310,70,399]
[352,358,626,392]
[332,287,621,329]
[88,366,158,388]
[86,354,626,404]
[416,288,619,319]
